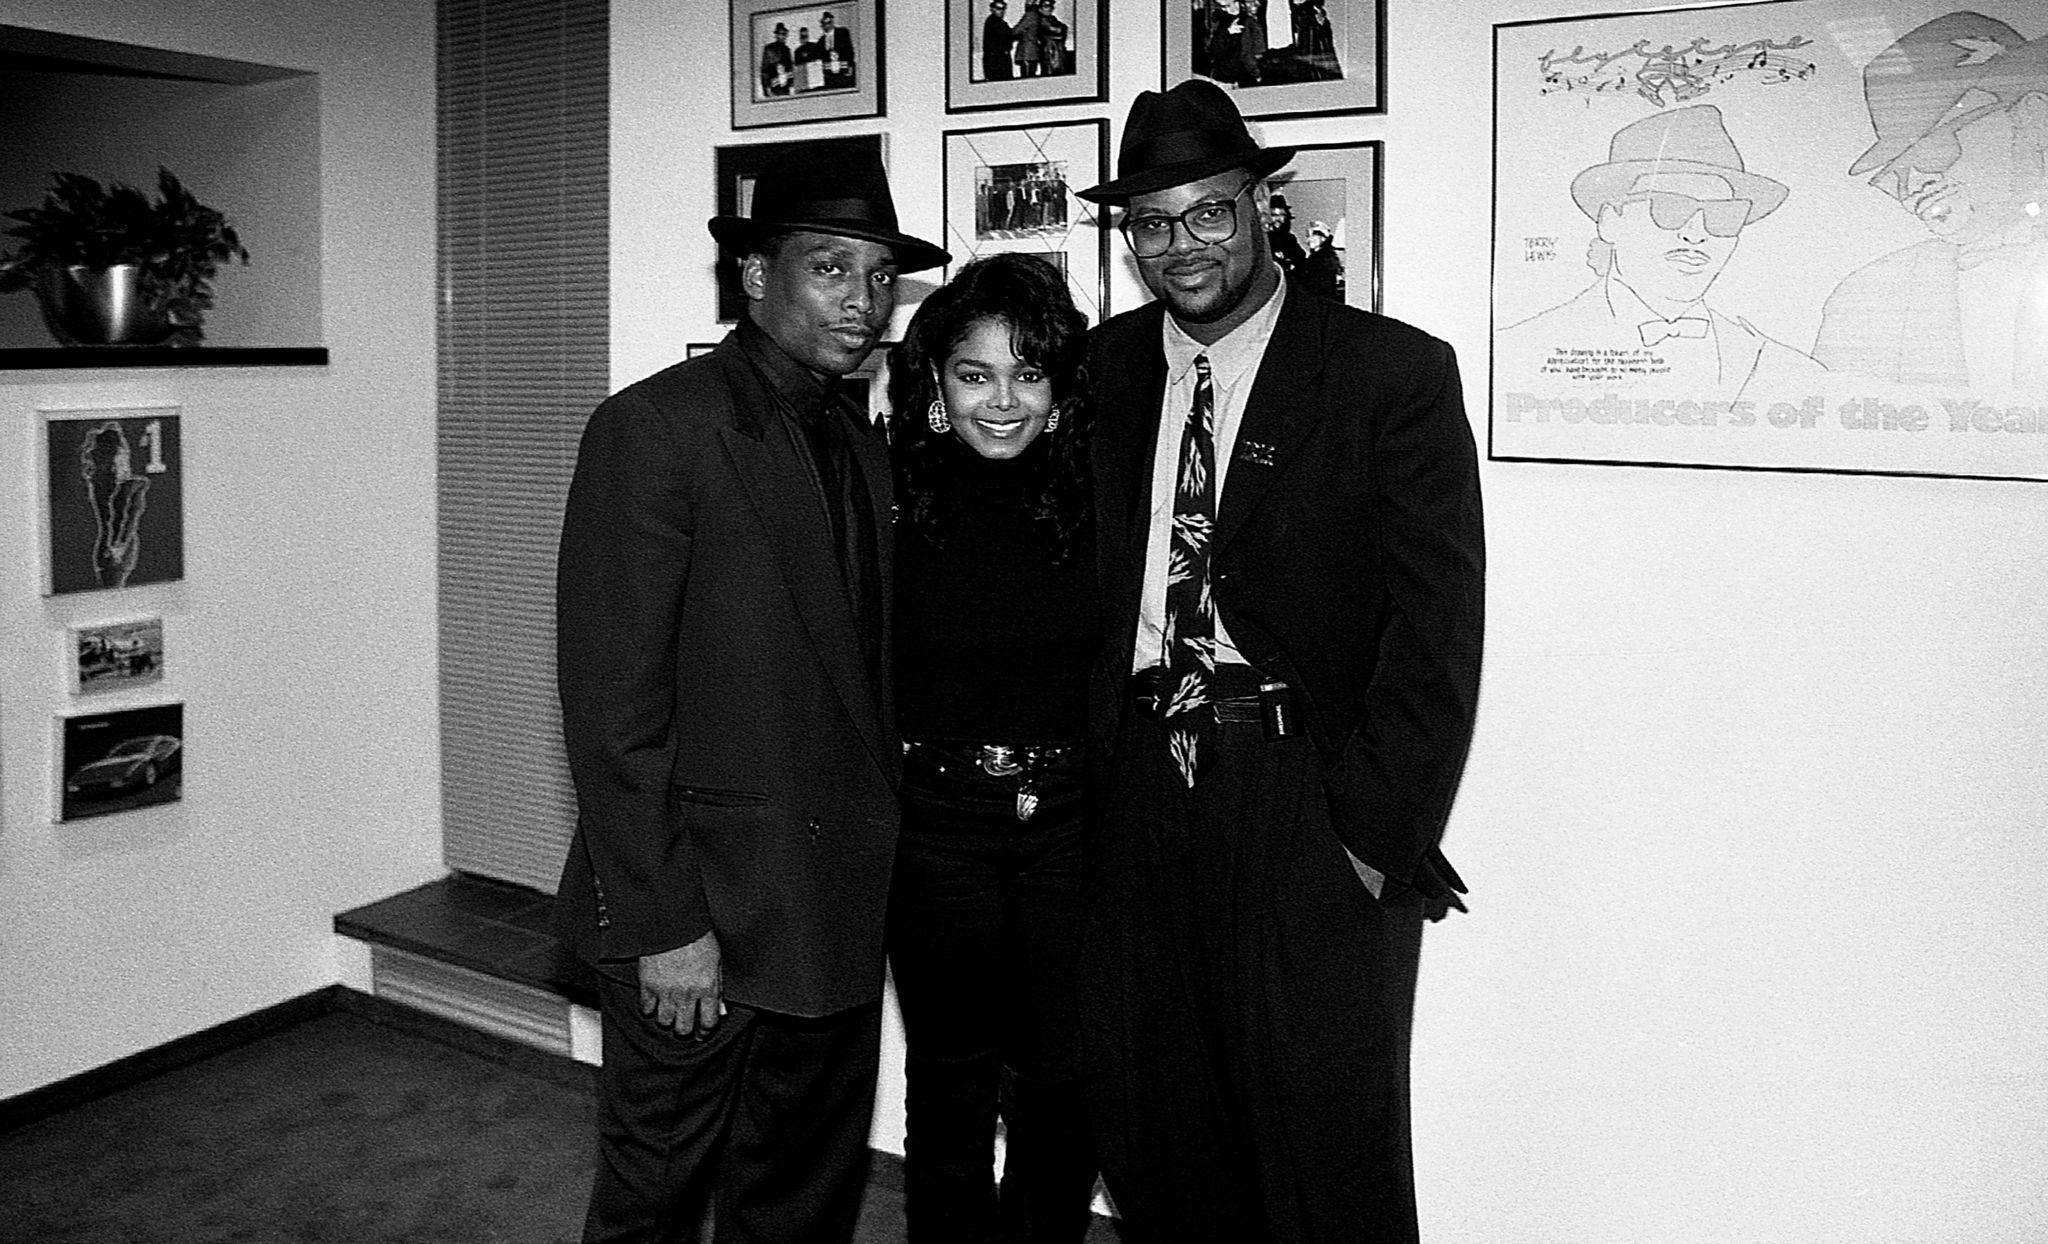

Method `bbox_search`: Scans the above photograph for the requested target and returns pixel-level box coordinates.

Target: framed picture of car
[1163,0,1384,120]
[947,0,1107,113]
[731,0,883,130]
[40,406,185,597]
[70,617,165,696]
[942,119,1111,325]
[57,702,184,822]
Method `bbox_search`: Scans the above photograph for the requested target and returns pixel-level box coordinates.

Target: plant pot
[35,264,174,346]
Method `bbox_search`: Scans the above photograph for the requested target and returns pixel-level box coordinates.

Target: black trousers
[582,975,882,1244]
[1080,710,1427,1244]
[885,745,1097,1244]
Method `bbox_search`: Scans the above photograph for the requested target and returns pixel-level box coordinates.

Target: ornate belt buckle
[977,745,1023,778]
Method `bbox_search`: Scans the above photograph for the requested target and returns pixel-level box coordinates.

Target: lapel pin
[1238,440,1277,467]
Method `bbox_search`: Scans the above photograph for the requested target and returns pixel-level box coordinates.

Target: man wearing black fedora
[554,146,947,1242]
[1075,79,1484,1242]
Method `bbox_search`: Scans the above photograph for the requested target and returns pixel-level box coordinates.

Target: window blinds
[437,0,608,891]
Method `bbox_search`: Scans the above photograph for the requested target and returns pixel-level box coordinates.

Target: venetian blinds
[437,0,607,890]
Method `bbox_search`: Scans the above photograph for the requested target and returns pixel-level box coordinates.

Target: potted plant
[0,167,250,346]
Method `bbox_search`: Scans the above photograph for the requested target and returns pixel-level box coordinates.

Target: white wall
[0,0,441,1098]
[614,1,2048,1238]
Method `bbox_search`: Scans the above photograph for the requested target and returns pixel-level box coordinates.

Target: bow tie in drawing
[1638,317,1710,346]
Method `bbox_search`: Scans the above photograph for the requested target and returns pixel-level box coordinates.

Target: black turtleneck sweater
[894,443,1098,745]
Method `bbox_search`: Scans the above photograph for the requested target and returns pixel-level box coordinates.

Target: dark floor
[0,1000,944,1244]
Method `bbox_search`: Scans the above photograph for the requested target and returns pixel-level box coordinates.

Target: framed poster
[947,0,1107,113]
[40,407,185,596]
[1265,140,1381,313]
[1492,1,2048,481]
[57,702,184,822]
[731,0,883,129]
[942,120,1112,325]
[715,134,888,323]
[71,617,165,696]
[1163,0,1383,119]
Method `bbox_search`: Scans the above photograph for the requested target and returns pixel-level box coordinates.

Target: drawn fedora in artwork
[1569,104,1788,226]
[1849,13,2047,179]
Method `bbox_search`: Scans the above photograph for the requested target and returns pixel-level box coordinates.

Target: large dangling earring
[927,398,951,433]
[1045,408,1061,433]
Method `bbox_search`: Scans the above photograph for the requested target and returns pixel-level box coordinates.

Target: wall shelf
[0,346,328,370]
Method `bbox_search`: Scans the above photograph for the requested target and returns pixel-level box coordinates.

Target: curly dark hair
[887,253,1093,564]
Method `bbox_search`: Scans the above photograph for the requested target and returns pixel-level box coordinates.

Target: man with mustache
[1497,104,1825,404]
[1812,13,2048,392]
[554,148,947,1242]
[1076,79,1483,1242]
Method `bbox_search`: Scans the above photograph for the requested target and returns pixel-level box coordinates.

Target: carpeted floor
[0,1005,939,1244]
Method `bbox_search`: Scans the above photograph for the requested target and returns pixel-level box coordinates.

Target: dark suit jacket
[554,327,900,1018]
[1088,290,1483,901]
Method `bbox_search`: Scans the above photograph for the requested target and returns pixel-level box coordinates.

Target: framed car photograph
[1163,0,1384,119]
[1266,140,1381,313]
[731,0,883,129]
[57,702,184,823]
[40,406,185,597]
[71,617,165,696]
[947,0,1107,113]
[715,134,888,323]
[942,120,1111,325]
[1490,0,2048,481]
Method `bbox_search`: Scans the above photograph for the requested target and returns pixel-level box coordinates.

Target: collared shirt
[735,316,840,427]
[735,318,883,684]
[1601,278,1729,393]
[1133,270,1289,672]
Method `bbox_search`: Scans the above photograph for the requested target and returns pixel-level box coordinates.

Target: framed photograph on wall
[1491,0,2048,481]
[40,407,185,597]
[942,120,1111,325]
[1163,0,1384,119]
[71,617,165,696]
[731,0,883,129]
[1266,140,1381,314]
[947,0,1107,112]
[57,702,184,823]
[715,134,888,322]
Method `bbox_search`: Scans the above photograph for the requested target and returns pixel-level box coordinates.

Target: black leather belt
[904,740,1078,777]
[1129,665,1293,728]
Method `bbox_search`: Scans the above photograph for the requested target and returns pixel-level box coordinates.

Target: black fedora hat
[709,147,950,273]
[1077,79,1294,205]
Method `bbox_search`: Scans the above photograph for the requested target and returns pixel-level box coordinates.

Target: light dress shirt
[1133,270,1289,673]
[1130,274,1387,898]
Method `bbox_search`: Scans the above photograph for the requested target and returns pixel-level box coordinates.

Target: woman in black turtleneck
[884,253,1099,1244]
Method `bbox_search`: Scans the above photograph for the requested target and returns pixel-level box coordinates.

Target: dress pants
[885,745,1097,1244]
[582,974,882,1244]
[1080,709,1427,1244]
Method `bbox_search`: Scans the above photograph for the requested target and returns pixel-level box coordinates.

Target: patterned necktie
[1163,354,1217,788]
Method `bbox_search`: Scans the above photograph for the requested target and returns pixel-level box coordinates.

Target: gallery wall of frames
[35,407,188,825]
[647,0,1392,412]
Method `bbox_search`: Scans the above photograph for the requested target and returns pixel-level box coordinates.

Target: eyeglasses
[1120,178,1257,258]
[1621,191,1750,237]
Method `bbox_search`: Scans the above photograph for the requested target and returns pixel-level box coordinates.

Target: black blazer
[554,331,900,1018]
[1088,290,1484,901]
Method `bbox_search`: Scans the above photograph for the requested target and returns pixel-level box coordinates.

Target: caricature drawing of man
[1497,104,1826,403]
[1811,13,2048,392]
